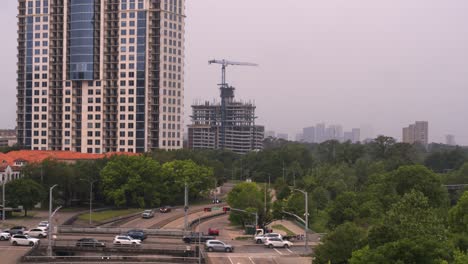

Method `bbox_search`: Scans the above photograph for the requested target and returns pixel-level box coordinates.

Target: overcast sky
[1,0,468,144]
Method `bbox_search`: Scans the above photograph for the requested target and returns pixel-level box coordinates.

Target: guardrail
[189,211,227,230]
[58,226,185,237]
[22,255,202,263]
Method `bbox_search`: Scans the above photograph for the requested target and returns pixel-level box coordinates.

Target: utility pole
[48,184,58,257]
[264,182,267,215]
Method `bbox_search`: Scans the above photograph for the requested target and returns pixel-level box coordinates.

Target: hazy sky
[1,1,468,144]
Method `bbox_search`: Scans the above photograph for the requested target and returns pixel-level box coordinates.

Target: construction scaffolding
[188,98,264,154]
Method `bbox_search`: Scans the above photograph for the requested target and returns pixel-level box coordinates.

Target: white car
[24,228,48,238]
[10,234,40,246]
[264,237,293,248]
[37,221,49,230]
[113,235,141,246]
[0,230,11,241]
[255,233,282,244]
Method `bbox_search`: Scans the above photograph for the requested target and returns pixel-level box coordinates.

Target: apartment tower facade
[16,0,185,153]
[402,121,428,146]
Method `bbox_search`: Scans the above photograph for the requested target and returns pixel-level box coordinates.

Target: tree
[385,165,449,208]
[227,182,270,226]
[327,192,360,228]
[350,238,452,264]
[314,222,366,264]
[5,178,45,216]
[160,160,215,204]
[368,136,396,160]
[449,191,468,234]
[100,155,164,208]
[312,186,329,211]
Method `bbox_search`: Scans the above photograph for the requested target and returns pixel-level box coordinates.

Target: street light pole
[48,184,58,257]
[294,189,309,250]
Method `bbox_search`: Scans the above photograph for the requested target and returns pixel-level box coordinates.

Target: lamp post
[47,184,58,257]
[294,189,309,250]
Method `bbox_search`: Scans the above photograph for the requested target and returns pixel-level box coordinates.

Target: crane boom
[208,58,258,150]
[209,59,258,67]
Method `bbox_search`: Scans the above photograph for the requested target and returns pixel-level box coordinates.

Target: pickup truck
[182,233,215,244]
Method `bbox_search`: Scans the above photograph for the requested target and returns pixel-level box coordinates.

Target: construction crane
[208,59,258,150]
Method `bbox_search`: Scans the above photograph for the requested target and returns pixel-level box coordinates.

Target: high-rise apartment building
[302,126,315,143]
[16,0,185,153]
[402,121,428,146]
[315,123,325,143]
[351,128,360,143]
[445,134,456,146]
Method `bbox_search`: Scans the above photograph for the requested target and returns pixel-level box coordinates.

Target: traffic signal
[223,207,231,212]
[204,207,212,212]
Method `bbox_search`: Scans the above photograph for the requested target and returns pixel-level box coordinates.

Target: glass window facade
[69,0,95,80]
[136,11,146,152]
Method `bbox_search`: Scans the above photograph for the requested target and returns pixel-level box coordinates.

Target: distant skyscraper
[351,128,360,143]
[277,133,288,140]
[265,130,276,138]
[302,126,315,143]
[445,134,456,146]
[17,0,186,153]
[343,132,353,142]
[316,123,325,143]
[402,121,428,146]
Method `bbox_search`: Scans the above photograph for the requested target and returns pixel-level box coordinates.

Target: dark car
[159,206,171,213]
[6,226,27,235]
[183,233,215,244]
[76,238,106,248]
[126,230,147,241]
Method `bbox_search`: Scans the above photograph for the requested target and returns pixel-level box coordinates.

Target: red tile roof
[1,150,139,165]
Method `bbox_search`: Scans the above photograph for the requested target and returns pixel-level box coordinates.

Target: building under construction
[188,60,264,154]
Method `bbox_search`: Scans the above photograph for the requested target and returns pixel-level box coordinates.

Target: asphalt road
[0,241,32,264]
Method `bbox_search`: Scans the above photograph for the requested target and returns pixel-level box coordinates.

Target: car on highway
[255,233,282,244]
[113,235,141,246]
[264,237,293,248]
[141,209,154,219]
[208,227,219,236]
[76,238,106,248]
[10,234,40,246]
[37,221,49,229]
[183,233,215,244]
[159,206,171,213]
[126,229,147,241]
[24,228,47,238]
[212,199,222,204]
[205,240,234,252]
[0,230,11,241]
[5,226,27,235]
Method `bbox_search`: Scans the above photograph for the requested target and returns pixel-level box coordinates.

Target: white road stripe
[249,257,255,264]
[228,256,235,264]
[286,248,293,253]
[274,248,283,255]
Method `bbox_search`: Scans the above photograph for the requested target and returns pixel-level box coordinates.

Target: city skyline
[1,1,468,146]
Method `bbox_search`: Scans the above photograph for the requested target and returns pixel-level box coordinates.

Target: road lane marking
[274,248,283,255]
[271,257,280,264]
[228,256,235,264]
[249,257,255,264]
[286,248,293,253]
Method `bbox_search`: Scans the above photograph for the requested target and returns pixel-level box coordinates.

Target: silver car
[205,240,234,252]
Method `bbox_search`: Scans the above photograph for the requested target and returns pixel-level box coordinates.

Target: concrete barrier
[58,226,186,237]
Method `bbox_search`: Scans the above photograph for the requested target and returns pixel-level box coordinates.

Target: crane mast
[208,59,258,150]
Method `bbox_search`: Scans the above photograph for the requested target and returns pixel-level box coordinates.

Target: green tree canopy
[314,222,366,264]
[100,155,164,208]
[6,178,45,216]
